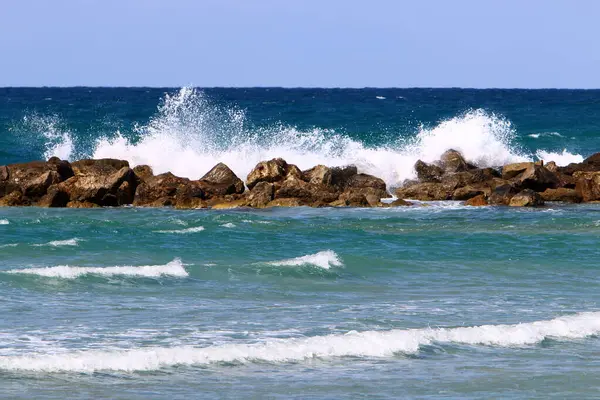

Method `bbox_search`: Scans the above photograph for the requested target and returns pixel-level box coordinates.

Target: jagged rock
[66,201,100,208]
[438,149,471,173]
[275,176,339,204]
[545,161,558,173]
[133,172,190,206]
[389,198,412,207]
[465,194,488,206]
[71,159,129,176]
[452,185,490,200]
[336,191,370,207]
[303,165,332,185]
[0,166,9,181]
[330,165,359,189]
[345,173,388,197]
[488,184,519,205]
[509,189,544,207]
[267,198,304,207]
[396,182,451,201]
[540,188,582,203]
[574,171,600,202]
[414,160,444,182]
[247,182,274,208]
[59,166,137,206]
[211,199,247,209]
[513,164,559,192]
[246,158,288,189]
[133,165,154,181]
[0,191,28,206]
[24,170,61,198]
[37,185,70,207]
[199,163,245,196]
[561,153,600,176]
[502,162,533,180]
[441,168,501,191]
[0,159,72,200]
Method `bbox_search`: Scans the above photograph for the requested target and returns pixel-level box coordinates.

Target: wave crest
[266,250,344,270]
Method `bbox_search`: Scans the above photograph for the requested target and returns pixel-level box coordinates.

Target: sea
[1,87,600,399]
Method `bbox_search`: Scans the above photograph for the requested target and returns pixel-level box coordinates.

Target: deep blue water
[1,88,600,399]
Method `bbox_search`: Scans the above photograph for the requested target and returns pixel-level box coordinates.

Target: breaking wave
[5,258,188,279]
[0,219,9,225]
[1,312,598,372]
[155,226,205,234]
[266,250,343,270]
[32,238,80,247]
[38,87,583,187]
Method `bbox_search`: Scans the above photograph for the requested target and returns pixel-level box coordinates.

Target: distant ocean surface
[2,88,600,399]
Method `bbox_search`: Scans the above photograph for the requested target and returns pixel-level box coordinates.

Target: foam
[528,132,563,139]
[0,219,9,225]
[1,312,598,373]
[36,87,583,187]
[155,226,205,234]
[32,238,80,247]
[221,223,236,228]
[5,258,188,279]
[0,243,18,248]
[267,250,343,270]
[536,149,583,166]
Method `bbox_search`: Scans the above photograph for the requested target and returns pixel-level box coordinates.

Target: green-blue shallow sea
[1,88,600,398]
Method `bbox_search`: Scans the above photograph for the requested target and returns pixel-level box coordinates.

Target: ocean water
[1,88,600,399]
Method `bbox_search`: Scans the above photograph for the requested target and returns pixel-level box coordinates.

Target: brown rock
[71,159,129,176]
[452,185,490,200]
[24,170,61,198]
[247,182,274,208]
[574,171,600,202]
[345,173,389,198]
[513,164,559,192]
[509,189,544,207]
[174,198,207,209]
[267,198,304,207]
[395,182,451,201]
[133,165,154,181]
[275,176,339,203]
[199,163,245,196]
[465,194,488,206]
[0,159,71,200]
[59,166,137,206]
[389,198,412,207]
[303,165,332,185]
[0,165,9,181]
[414,160,444,182]
[488,184,519,205]
[0,191,28,206]
[502,162,533,180]
[540,188,582,203]
[545,161,558,173]
[246,158,288,189]
[438,149,471,173]
[133,172,190,206]
[330,165,358,189]
[37,185,70,207]
[66,201,100,208]
[338,190,370,207]
[211,199,248,210]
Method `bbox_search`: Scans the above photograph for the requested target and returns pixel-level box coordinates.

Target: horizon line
[1,85,600,90]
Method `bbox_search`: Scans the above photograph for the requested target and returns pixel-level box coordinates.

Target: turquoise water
[2,88,600,398]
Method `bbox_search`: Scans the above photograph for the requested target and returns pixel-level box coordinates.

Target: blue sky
[1,0,599,87]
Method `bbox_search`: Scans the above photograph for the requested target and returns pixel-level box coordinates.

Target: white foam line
[32,238,80,247]
[5,259,188,279]
[155,226,205,234]
[1,312,598,372]
[0,219,9,225]
[266,250,343,270]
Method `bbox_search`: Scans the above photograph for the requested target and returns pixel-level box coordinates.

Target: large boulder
[396,182,451,201]
[134,172,192,207]
[574,171,600,202]
[246,158,288,189]
[560,153,600,176]
[0,159,73,200]
[438,149,472,173]
[540,188,582,203]
[246,182,274,208]
[199,163,244,196]
[274,176,339,204]
[414,160,444,182]
[502,162,534,180]
[465,194,488,206]
[0,191,29,206]
[512,164,559,192]
[509,189,544,207]
[488,184,520,205]
[58,165,137,206]
[303,165,332,186]
[329,165,359,190]
[71,158,129,176]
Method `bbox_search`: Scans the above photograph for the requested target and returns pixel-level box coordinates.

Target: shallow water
[1,204,599,398]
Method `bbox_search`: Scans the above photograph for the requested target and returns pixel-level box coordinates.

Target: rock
[275,176,339,204]
[0,160,70,200]
[389,198,412,207]
[441,168,500,191]
[509,189,544,207]
[438,149,471,173]
[395,182,451,201]
[545,161,558,173]
[71,159,129,176]
[488,184,519,205]
[574,171,600,202]
[59,166,137,206]
[37,185,70,207]
[414,160,444,182]
[133,172,190,206]
[0,191,28,206]
[199,163,245,196]
[465,194,488,206]
[345,173,389,197]
[337,190,370,207]
[66,201,100,208]
[561,153,600,176]
[246,158,288,189]
[330,165,358,189]
[502,162,533,180]
[452,185,490,200]
[133,165,154,181]
[513,164,559,192]
[246,182,274,208]
[540,188,582,203]
[211,199,247,210]
[0,166,9,181]
[303,165,332,186]
[267,198,304,207]
[24,170,61,198]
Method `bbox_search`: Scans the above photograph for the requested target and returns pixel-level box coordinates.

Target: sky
[1,0,599,88]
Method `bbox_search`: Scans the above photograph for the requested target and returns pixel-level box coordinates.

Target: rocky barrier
[2,149,600,208]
